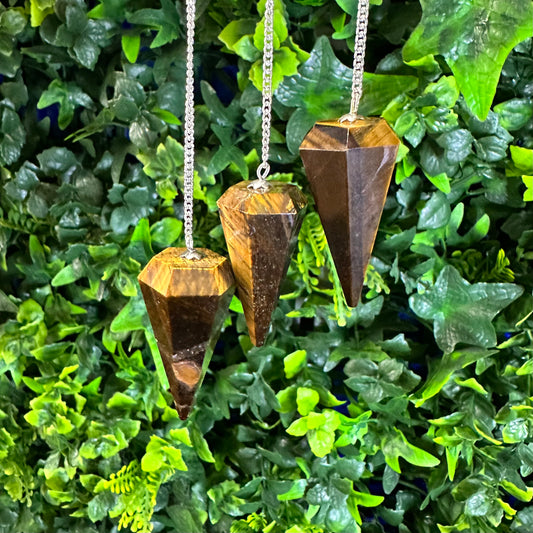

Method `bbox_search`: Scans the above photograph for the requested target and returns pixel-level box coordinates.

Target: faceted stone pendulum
[137,0,234,419]
[217,0,307,346]
[299,0,400,308]
[138,249,234,419]
[300,118,399,307]
[218,182,306,346]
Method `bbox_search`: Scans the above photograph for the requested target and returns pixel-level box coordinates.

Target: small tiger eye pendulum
[299,0,400,307]
[217,0,307,346]
[138,0,234,419]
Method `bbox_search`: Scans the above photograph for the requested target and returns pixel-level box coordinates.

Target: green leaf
[296,387,319,416]
[219,19,258,60]
[494,98,533,131]
[0,103,26,166]
[382,428,440,473]
[410,266,523,353]
[308,427,335,457]
[425,172,451,194]
[122,34,140,63]
[351,491,384,507]
[286,417,308,437]
[414,348,498,406]
[501,480,533,502]
[51,264,82,287]
[502,418,528,443]
[277,479,307,501]
[169,428,193,447]
[382,465,400,495]
[88,491,115,523]
[107,392,137,409]
[37,80,94,129]
[510,146,533,174]
[150,218,183,247]
[0,289,18,313]
[423,76,460,108]
[29,0,54,27]
[418,191,451,229]
[127,0,180,48]
[403,0,533,119]
[454,377,488,395]
[284,349,307,378]
[190,425,215,463]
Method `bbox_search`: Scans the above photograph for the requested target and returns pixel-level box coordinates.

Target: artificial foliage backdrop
[0,0,533,532]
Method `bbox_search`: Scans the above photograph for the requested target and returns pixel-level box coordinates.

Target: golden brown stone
[138,247,235,419]
[217,181,307,346]
[300,117,399,307]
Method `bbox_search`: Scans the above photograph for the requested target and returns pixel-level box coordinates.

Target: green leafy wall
[1,0,532,532]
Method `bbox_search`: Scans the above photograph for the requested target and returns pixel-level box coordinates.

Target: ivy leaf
[410,266,523,353]
[277,37,417,153]
[37,79,94,129]
[413,347,496,406]
[382,428,440,473]
[127,0,181,48]
[403,0,533,120]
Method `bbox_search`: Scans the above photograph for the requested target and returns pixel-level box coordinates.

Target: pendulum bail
[340,0,370,124]
[248,0,275,193]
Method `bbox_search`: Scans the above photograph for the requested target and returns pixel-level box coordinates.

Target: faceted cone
[138,248,235,419]
[300,117,399,307]
[217,181,307,346]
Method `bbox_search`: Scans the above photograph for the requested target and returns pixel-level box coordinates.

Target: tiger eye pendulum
[137,0,234,419]
[218,181,306,346]
[217,0,306,346]
[299,0,399,307]
[138,248,234,419]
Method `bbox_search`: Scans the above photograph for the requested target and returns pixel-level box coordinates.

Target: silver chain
[341,0,370,123]
[255,0,274,184]
[182,0,198,256]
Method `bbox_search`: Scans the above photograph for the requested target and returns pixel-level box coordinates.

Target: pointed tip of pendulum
[217,181,307,346]
[138,247,235,419]
[299,116,400,308]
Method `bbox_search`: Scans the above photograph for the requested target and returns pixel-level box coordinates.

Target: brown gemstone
[138,247,235,419]
[217,181,307,346]
[300,117,399,307]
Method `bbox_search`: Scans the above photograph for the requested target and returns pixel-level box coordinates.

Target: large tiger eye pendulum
[217,181,306,346]
[138,248,234,419]
[300,118,399,307]
[299,0,400,308]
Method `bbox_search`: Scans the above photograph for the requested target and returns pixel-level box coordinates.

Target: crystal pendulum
[217,0,307,346]
[138,0,234,420]
[299,0,400,307]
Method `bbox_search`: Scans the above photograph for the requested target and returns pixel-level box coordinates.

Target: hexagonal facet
[217,181,307,346]
[138,248,235,419]
[300,117,399,307]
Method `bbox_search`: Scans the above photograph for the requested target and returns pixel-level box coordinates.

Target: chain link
[182,0,196,253]
[341,0,370,122]
[256,0,275,182]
